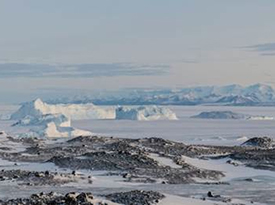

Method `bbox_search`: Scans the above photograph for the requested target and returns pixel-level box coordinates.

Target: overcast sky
[1,0,275,103]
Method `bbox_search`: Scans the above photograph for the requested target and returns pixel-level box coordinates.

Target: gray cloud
[245,43,275,56]
[0,63,169,78]
[181,59,200,64]
[261,52,275,56]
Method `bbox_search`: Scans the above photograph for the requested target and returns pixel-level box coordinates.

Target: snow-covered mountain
[46,84,275,106]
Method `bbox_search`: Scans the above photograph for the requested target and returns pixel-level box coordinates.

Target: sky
[0,0,275,103]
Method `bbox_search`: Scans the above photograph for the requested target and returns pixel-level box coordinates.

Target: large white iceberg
[11,99,99,138]
[11,98,115,121]
[115,106,178,121]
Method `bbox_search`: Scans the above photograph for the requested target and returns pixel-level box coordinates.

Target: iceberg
[11,98,115,121]
[115,106,178,121]
[11,99,96,138]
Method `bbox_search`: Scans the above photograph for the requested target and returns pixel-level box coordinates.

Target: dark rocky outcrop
[106,190,165,205]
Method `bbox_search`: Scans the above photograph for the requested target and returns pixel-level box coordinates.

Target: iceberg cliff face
[11,98,115,121]
[13,114,69,127]
[115,106,178,121]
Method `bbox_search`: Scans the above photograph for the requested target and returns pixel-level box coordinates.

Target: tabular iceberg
[115,106,178,121]
[11,98,115,120]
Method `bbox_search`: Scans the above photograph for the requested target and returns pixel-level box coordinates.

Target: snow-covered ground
[2,104,275,204]
[0,148,269,204]
[158,194,264,205]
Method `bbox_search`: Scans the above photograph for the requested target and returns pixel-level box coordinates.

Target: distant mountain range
[47,84,275,106]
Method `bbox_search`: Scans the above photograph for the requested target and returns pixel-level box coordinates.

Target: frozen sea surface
[1,104,275,145]
[73,105,275,146]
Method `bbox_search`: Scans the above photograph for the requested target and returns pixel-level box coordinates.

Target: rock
[191,111,248,120]
[244,178,254,182]
[0,192,104,205]
[207,191,214,197]
[76,192,93,203]
[65,192,78,204]
[241,137,274,148]
[226,160,240,166]
[34,172,44,178]
[106,190,165,205]
[122,173,131,178]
